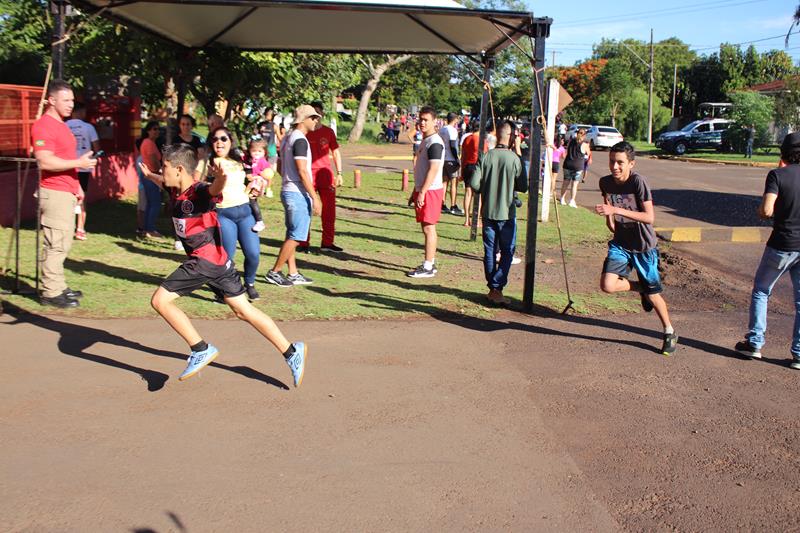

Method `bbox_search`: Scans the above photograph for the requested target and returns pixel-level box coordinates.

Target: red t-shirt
[306,126,339,171]
[460,132,487,170]
[31,113,79,194]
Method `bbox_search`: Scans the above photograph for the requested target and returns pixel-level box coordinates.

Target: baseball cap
[293,104,320,124]
[780,132,800,159]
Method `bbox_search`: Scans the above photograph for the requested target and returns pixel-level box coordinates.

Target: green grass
[1,173,627,319]
[630,140,779,164]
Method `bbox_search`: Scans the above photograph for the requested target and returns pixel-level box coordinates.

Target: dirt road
[2,302,798,531]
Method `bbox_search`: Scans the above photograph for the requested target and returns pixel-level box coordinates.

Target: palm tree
[787,4,800,47]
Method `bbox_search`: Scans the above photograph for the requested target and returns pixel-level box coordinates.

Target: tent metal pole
[470,54,493,242]
[522,29,546,312]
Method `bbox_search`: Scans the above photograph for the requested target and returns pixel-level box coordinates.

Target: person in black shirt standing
[735,132,800,370]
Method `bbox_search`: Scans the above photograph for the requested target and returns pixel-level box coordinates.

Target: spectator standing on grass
[137,121,164,239]
[264,105,322,287]
[439,112,463,216]
[560,128,588,208]
[301,100,344,253]
[745,124,756,159]
[32,79,97,308]
[257,108,280,169]
[460,120,487,228]
[149,144,307,387]
[469,121,528,306]
[406,106,445,278]
[595,141,678,356]
[735,133,800,370]
[66,102,100,241]
[207,126,264,301]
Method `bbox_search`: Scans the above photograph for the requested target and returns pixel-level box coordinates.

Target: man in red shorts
[301,101,344,252]
[32,79,97,308]
[406,106,445,278]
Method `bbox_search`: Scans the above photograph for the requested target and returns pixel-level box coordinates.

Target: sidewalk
[2,303,798,531]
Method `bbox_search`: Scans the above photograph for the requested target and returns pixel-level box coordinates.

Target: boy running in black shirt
[595,141,677,355]
[148,144,307,385]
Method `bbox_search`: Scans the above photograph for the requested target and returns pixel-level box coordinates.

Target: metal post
[523,29,547,312]
[51,1,66,79]
[647,28,654,144]
[14,162,21,293]
[671,63,677,117]
[470,55,493,242]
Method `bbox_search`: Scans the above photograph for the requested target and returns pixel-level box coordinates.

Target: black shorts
[462,163,478,184]
[78,171,91,193]
[161,259,246,298]
[443,161,460,180]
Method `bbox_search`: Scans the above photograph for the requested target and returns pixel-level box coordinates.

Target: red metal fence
[0,84,44,158]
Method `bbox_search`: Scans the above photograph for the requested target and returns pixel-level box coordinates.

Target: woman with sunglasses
[207,126,262,301]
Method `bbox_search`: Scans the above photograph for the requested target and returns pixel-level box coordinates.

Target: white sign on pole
[540,79,559,222]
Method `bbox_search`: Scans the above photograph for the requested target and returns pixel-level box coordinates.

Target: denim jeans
[747,246,800,356]
[141,178,162,232]
[216,203,261,285]
[482,218,517,290]
[745,139,754,158]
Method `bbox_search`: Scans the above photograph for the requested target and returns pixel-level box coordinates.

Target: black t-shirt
[599,172,658,253]
[563,139,584,171]
[174,133,203,152]
[257,121,276,146]
[765,165,800,251]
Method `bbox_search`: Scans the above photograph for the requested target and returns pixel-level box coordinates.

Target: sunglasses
[212,135,229,142]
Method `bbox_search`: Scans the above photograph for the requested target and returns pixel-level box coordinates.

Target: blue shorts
[603,241,663,294]
[281,191,312,242]
[563,169,582,181]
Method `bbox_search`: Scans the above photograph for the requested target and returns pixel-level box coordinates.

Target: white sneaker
[252,220,265,232]
[174,240,184,250]
[568,200,577,208]
[511,256,522,265]
[560,198,567,206]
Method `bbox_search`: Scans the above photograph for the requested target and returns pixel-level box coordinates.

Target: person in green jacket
[469,120,528,305]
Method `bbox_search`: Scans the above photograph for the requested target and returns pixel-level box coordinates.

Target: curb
[647,155,776,169]
[656,226,770,243]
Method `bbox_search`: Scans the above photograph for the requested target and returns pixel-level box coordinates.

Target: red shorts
[412,188,444,225]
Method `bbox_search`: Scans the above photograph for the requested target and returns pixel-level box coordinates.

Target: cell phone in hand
[91,150,106,159]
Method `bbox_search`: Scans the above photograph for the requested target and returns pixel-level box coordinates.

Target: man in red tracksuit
[299,101,344,253]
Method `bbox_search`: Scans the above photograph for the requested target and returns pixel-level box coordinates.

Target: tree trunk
[348,55,410,143]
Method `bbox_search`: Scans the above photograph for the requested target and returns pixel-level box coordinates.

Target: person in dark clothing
[735,132,800,370]
[745,124,756,159]
[560,128,589,208]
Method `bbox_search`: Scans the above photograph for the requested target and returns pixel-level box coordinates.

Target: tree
[727,91,775,151]
[774,77,800,132]
[554,59,607,121]
[595,58,635,127]
[348,54,411,143]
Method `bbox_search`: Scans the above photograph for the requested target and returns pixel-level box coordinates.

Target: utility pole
[647,28,654,144]
[551,50,558,68]
[671,64,677,117]
[51,0,67,79]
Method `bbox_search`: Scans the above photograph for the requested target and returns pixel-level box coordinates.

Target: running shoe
[640,293,653,312]
[320,244,344,252]
[287,272,313,285]
[286,342,306,387]
[568,200,577,208]
[245,284,260,301]
[75,229,87,241]
[734,340,761,359]
[174,240,184,251]
[179,344,219,381]
[441,205,450,214]
[406,265,437,278]
[790,358,800,370]
[265,270,293,287]
[252,220,265,232]
[297,245,311,254]
[661,332,679,356]
[450,205,465,216]
[511,256,522,265]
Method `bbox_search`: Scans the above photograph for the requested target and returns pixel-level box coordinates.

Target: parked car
[566,123,592,140]
[655,119,733,155]
[585,125,624,150]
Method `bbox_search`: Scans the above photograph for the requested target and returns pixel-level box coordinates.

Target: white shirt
[438,124,459,162]
[280,129,311,195]
[66,118,98,172]
[413,133,444,191]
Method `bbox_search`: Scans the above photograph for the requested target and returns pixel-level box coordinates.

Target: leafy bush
[725,91,774,152]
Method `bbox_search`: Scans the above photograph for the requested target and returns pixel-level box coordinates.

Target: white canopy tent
[68,0,553,311]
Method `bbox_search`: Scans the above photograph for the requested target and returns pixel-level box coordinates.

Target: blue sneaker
[286,342,306,388]
[179,344,219,381]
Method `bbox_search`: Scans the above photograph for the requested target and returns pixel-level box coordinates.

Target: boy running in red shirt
[148,144,307,385]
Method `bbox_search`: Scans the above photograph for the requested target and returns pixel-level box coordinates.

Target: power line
[554,0,768,28]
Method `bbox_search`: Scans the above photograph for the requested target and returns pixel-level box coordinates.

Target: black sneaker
[406,264,437,278]
[320,244,344,252]
[640,292,653,312]
[64,288,83,299]
[661,332,679,356]
[245,284,260,301]
[734,340,762,359]
[297,245,311,254]
[40,293,79,308]
[441,205,450,214]
[450,205,465,216]
[264,270,293,287]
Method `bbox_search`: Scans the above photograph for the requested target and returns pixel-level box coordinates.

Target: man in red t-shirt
[32,80,97,308]
[302,101,344,252]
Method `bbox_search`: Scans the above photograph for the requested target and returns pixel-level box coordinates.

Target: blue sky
[531,0,799,67]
